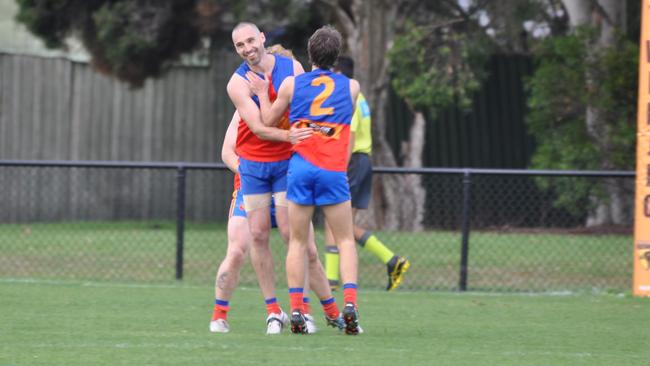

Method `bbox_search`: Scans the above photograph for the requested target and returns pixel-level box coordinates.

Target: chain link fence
[0,160,634,293]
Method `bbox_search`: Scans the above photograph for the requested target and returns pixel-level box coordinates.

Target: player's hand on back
[289,125,313,144]
[245,71,269,96]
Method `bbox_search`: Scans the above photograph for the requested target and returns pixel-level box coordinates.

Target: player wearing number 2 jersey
[248,25,362,335]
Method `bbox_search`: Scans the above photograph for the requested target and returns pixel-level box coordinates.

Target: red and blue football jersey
[289,69,353,172]
[234,54,293,162]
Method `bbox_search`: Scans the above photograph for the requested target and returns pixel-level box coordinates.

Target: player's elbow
[261,118,276,127]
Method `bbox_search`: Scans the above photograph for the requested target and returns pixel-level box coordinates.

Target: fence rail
[0,160,635,293]
[373,166,634,177]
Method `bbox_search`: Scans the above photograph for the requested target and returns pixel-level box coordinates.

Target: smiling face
[232,23,266,67]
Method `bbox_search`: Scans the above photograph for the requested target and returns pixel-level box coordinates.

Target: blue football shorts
[238,157,288,195]
[287,153,350,206]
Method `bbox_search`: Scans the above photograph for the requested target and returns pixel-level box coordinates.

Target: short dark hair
[232,22,260,35]
[308,25,342,70]
[333,56,354,78]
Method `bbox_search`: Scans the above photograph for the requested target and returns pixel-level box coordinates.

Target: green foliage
[528,27,637,169]
[14,0,101,49]
[13,0,318,87]
[388,21,490,117]
[14,0,204,88]
[526,27,638,215]
[92,2,157,74]
[595,39,638,168]
[527,30,593,169]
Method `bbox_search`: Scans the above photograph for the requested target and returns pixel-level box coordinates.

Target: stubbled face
[232,25,266,66]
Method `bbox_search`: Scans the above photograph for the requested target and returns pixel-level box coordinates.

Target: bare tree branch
[315,0,356,49]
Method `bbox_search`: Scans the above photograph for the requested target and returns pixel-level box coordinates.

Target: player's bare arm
[244,59,301,126]
[347,131,356,165]
[246,72,294,128]
[244,72,275,127]
[346,80,361,166]
[292,59,305,76]
[350,79,361,109]
[226,74,289,142]
[221,111,240,174]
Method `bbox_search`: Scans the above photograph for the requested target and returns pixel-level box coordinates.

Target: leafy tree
[14,0,315,87]
[526,0,637,226]
[385,0,636,227]
[389,20,488,118]
[527,27,637,222]
[528,28,636,171]
[15,0,205,87]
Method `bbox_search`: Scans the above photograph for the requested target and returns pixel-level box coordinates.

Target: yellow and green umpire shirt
[351,92,372,155]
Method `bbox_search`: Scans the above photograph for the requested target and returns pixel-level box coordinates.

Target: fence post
[175,166,187,280]
[459,170,472,291]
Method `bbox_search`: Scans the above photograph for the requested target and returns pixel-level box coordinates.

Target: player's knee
[337,239,356,251]
[229,246,247,266]
[248,226,270,244]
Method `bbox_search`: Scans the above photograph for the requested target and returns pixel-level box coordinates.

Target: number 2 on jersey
[310,75,334,116]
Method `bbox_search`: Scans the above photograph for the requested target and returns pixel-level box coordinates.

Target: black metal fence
[0,160,635,293]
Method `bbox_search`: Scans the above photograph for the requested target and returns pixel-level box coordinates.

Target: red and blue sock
[302,297,311,314]
[320,297,340,319]
[265,297,282,315]
[343,283,357,306]
[289,288,304,312]
[212,299,229,320]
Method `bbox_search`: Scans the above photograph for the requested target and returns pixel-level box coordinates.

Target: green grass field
[0,221,633,292]
[1,279,648,366]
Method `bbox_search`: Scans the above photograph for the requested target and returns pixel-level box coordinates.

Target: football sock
[212,299,229,321]
[265,297,282,315]
[302,297,311,314]
[320,297,340,319]
[325,246,340,284]
[289,288,304,312]
[342,283,358,306]
[358,231,394,264]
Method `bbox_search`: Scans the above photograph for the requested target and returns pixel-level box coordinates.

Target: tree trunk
[353,0,400,230]
[398,111,426,231]
[563,0,629,226]
[321,0,426,231]
[563,0,592,27]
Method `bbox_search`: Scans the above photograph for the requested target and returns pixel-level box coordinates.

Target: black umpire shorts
[348,153,372,209]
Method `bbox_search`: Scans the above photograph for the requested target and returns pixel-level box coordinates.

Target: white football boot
[209,319,230,333]
[266,311,289,335]
[304,313,317,334]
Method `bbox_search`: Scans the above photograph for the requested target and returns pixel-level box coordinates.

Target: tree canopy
[14,0,317,87]
[15,0,209,87]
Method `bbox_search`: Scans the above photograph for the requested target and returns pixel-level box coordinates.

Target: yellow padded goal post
[634,0,650,297]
